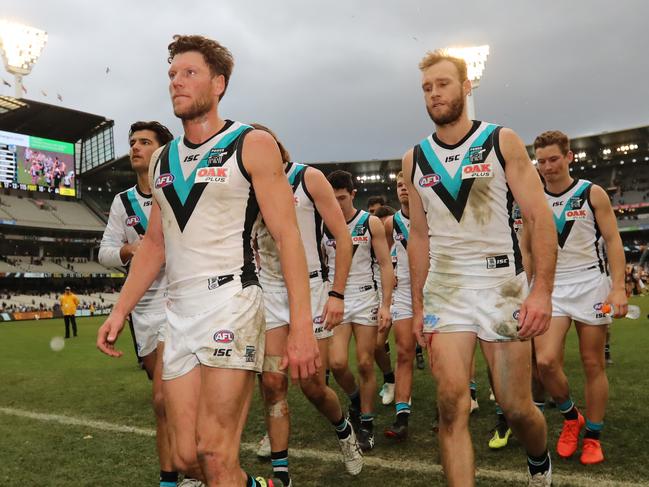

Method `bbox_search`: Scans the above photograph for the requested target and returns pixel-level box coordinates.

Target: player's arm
[402,149,430,347]
[501,128,557,339]
[384,216,397,288]
[590,184,628,317]
[97,149,166,357]
[370,214,394,332]
[243,130,320,380]
[98,196,137,267]
[304,167,351,329]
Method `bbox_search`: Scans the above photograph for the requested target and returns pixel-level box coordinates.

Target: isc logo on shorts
[155,173,175,189]
[419,174,441,187]
[565,209,587,220]
[195,166,229,184]
[461,163,493,179]
[213,329,235,343]
[125,215,140,227]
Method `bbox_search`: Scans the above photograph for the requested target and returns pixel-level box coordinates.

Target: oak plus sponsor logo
[352,235,369,244]
[155,173,175,189]
[419,174,441,188]
[213,329,235,344]
[125,215,141,227]
[565,209,587,221]
[195,166,230,184]
[461,162,493,180]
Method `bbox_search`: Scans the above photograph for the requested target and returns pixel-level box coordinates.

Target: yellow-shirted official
[60,286,80,338]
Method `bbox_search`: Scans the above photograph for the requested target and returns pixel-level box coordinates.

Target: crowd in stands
[0,289,118,314]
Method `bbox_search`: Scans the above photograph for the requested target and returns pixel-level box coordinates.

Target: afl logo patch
[125,215,140,227]
[155,173,175,189]
[419,174,441,187]
[213,329,235,343]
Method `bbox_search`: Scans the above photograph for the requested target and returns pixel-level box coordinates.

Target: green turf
[0,295,648,486]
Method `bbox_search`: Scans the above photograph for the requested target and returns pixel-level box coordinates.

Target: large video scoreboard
[0,129,76,197]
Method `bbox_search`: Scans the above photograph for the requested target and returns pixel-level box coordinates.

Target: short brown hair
[129,121,174,146]
[250,123,291,164]
[168,35,234,100]
[533,130,570,155]
[419,49,468,82]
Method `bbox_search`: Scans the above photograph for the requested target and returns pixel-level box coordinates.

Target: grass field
[1,295,648,486]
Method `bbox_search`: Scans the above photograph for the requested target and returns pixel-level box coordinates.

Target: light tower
[445,45,489,120]
[0,19,48,99]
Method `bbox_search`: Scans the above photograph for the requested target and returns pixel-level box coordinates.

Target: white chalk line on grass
[0,406,641,487]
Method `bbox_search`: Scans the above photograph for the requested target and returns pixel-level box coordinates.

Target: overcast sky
[2,0,648,163]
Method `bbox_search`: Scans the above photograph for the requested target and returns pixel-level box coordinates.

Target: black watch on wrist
[328,290,344,300]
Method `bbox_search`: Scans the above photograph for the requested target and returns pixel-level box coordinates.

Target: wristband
[328,290,344,300]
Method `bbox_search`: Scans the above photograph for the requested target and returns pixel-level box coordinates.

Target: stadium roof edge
[0,95,113,143]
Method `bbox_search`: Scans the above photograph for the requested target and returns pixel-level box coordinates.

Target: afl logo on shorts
[213,329,235,344]
[419,174,441,187]
[125,215,141,227]
[313,315,324,324]
[593,302,604,311]
[155,173,175,189]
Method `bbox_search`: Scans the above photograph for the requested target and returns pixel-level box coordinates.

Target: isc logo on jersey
[565,209,587,220]
[195,166,230,184]
[125,215,141,227]
[155,173,175,189]
[461,163,493,179]
[419,174,441,187]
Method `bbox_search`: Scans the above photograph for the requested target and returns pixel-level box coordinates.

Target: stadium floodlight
[445,45,490,120]
[0,19,48,98]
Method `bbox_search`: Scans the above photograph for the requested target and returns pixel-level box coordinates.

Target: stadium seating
[0,194,105,231]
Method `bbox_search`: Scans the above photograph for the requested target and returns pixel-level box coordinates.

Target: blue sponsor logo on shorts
[213,329,235,343]
[423,314,440,326]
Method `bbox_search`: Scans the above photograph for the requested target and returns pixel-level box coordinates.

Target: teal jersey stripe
[288,163,306,186]
[419,123,497,199]
[126,188,148,231]
[553,181,590,233]
[168,125,251,205]
[393,212,409,241]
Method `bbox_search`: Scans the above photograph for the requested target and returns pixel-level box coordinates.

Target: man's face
[396,177,409,205]
[368,203,381,215]
[334,188,355,214]
[535,144,572,184]
[421,60,470,126]
[168,51,224,121]
[129,129,160,173]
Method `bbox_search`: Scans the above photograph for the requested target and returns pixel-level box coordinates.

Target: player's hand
[122,236,143,260]
[412,310,427,348]
[96,312,127,357]
[378,305,392,333]
[517,288,552,339]
[323,296,344,330]
[605,288,628,318]
[282,321,321,381]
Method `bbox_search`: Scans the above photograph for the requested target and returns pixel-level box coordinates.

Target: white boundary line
[0,406,642,487]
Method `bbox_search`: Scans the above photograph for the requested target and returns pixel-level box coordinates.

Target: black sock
[396,411,410,426]
[558,399,579,421]
[348,389,361,411]
[527,450,550,476]
[415,343,423,355]
[246,474,255,487]
[271,450,290,486]
[383,371,395,384]
[360,414,374,432]
[584,429,601,440]
[325,368,330,385]
[159,471,178,486]
[384,342,391,354]
[333,416,352,439]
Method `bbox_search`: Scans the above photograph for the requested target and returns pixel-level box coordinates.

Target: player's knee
[535,354,562,377]
[329,355,348,374]
[300,379,327,404]
[262,371,288,403]
[396,343,415,365]
[581,353,605,376]
[152,390,165,418]
[437,387,469,425]
[501,403,533,427]
[356,355,374,377]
